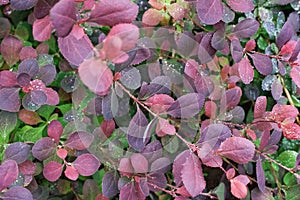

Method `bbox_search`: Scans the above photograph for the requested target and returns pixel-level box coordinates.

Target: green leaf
[283,172,298,186]
[37,105,56,120]
[285,185,300,200]
[213,182,225,200]
[17,125,46,143]
[15,22,31,41]
[277,150,298,168]
[57,104,72,115]
[162,135,179,154]
[0,111,17,144]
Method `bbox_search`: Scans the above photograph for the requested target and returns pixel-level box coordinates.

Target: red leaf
[33,15,53,42]
[73,154,101,176]
[48,120,63,143]
[88,0,138,27]
[43,161,63,182]
[254,96,267,119]
[100,120,115,138]
[270,104,299,122]
[156,118,176,137]
[184,59,200,79]
[220,87,242,111]
[78,57,113,96]
[142,8,163,26]
[204,101,217,119]
[245,39,256,52]
[0,160,18,191]
[130,153,148,174]
[230,178,248,199]
[196,0,223,25]
[282,123,300,140]
[64,165,79,181]
[238,57,254,84]
[56,148,68,159]
[0,35,23,66]
[181,153,206,197]
[18,109,42,125]
[218,137,255,164]
[144,94,174,114]
[291,66,300,88]
[19,160,36,175]
[226,0,254,13]
[250,54,273,76]
[65,131,94,150]
[233,18,259,38]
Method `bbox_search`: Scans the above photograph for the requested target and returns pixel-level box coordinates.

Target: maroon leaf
[33,15,53,42]
[167,93,204,118]
[226,168,236,180]
[182,153,206,197]
[0,35,23,66]
[102,171,119,198]
[47,120,63,143]
[119,183,138,200]
[226,0,254,13]
[245,39,256,52]
[88,0,138,27]
[254,96,267,119]
[50,0,76,37]
[100,120,115,138]
[198,32,216,64]
[10,0,37,10]
[78,57,113,96]
[43,161,63,182]
[44,88,59,105]
[0,88,21,112]
[130,153,148,174]
[256,156,266,192]
[0,0,8,5]
[250,54,273,75]
[19,160,36,175]
[0,160,18,191]
[32,137,56,161]
[0,71,18,87]
[276,21,294,49]
[64,131,94,150]
[3,186,33,200]
[238,57,254,84]
[291,66,300,88]
[233,18,259,38]
[64,165,79,181]
[34,0,58,19]
[173,150,190,186]
[118,158,134,177]
[73,154,101,176]
[196,0,223,25]
[218,137,255,164]
[231,39,243,63]
[142,8,163,26]
[167,3,186,20]
[20,46,38,61]
[0,17,11,39]
[220,87,242,111]
[4,142,30,164]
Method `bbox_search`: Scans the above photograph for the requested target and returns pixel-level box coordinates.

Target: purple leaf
[102,171,119,198]
[120,67,141,90]
[256,156,266,192]
[127,106,149,152]
[18,58,39,78]
[31,90,47,105]
[0,17,11,39]
[290,66,300,88]
[34,0,59,19]
[217,137,255,164]
[44,88,59,105]
[142,141,163,165]
[49,0,76,37]
[289,39,300,63]
[198,32,216,64]
[233,18,259,38]
[119,183,138,200]
[0,35,23,66]
[0,88,21,112]
[130,153,148,174]
[0,0,9,5]
[196,0,223,25]
[32,137,56,161]
[33,15,53,42]
[78,57,113,96]
[147,173,167,192]
[276,21,294,49]
[238,57,254,84]
[250,54,273,75]
[88,0,138,27]
[182,152,206,197]
[0,160,18,191]
[17,73,30,87]
[3,186,33,200]
[150,157,170,174]
[231,39,243,63]
[10,0,37,10]
[138,76,171,100]
[118,158,134,176]
[47,120,63,143]
[211,30,226,50]
[64,131,94,150]
[267,130,282,146]
[37,64,56,85]
[226,0,254,13]
[19,160,36,175]
[220,87,242,111]
[167,93,204,118]
[4,142,30,164]
[43,161,63,182]
[251,188,273,200]
[271,78,283,100]
[172,150,190,186]
[73,154,101,176]
[0,71,18,87]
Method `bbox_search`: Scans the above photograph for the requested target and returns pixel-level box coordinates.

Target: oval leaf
[196,0,223,25]
[0,35,23,66]
[4,142,31,164]
[238,57,254,84]
[0,160,18,191]
[43,161,63,182]
[3,186,33,200]
[73,154,101,176]
[226,0,254,13]
[32,137,56,161]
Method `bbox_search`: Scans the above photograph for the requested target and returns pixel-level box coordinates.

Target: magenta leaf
[182,152,206,197]
[0,71,18,87]
[20,46,38,61]
[64,165,79,181]
[289,39,300,63]
[196,0,223,25]
[37,64,56,85]
[78,57,113,96]
[119,183,138,200]
[88,0,138,27]
[18,58,39,78]
[233,18,259,38]
[167,93,204,118]
[0,88,21,112]
[276,21,294,49]
[49,0,76,37]
[34,0,59,19]
[0,160,18,191]
[270,104,298,122]
[250,53,273,75]
[130,153,148,174]
[4,142,30,164]
[220,87,242,111]
[10,0,37,10]
[218,137,255,164]
[118,158,134,177]
[0,35,23,66]
[47,120,63,143]
[43,161,63,182]
[271,78,283,100]
[64,131,94,150]
[3,186,33,200]
[0,0,9,5]
[256,156,266,192]
[254,96,267,119]
[19,160,36,175]
[231,39,243,63]
[0,17,10,39]
[230,177,248,199]
[44,88,59,105]
[290,66,300,88]
[238,57,254,84]
[127,106,149,152]
[172,150,190,186]
[32,137,56,161]
[33,15,53,42]
[150,157,170,174]
[102,171,119,198]
[73,154,101,176]
[198,32,216,64]
[226,0,254,13]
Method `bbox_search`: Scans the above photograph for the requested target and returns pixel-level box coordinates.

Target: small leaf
[156,118,176,137]
[56,148,68,159]
[102,171,119,198]
[73,154,101,176]
[119,183,138,200]
[130,153,148,174]
[150,157,170,174]
[271,78,283,100]
[238,57,254,84]
[4,142,31,164]
[18,58,39,78]
[230,178,248,199]
[196,0,223,25]
[220,87,242,111]
[33,15,53,42]
[44,88,60,105]
[282,123,300,140]
[64,131,94,150]
[43,161,63,182]
[10,0,37,10]
[254,96,267,119]
[64,165,79,181]
[120,67,141,90]
[0,35,23,66]
[250,54,273,75]
[48,120,63,143]
[0,88,21,112]
[32,137,56,161]
[233,18,259,38]
[2,186,33,200]
[142,8,163,26]
[37,64,57,85]
[18,109,42,125]
[256,156,266,192]
[211,30,226,50]
[118,158,134,177]
[231,39,243,63]
[19,160,36,175]
[0,160,18,191]
[226,0,254,13]
[198,32,216,64]
[290,66,300,88]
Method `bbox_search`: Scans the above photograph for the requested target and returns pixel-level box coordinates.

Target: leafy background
[0,0,300,199]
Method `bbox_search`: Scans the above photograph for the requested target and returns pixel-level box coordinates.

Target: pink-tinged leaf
[118,158,134,177]
[119,183,138,200]
[167,3,185,20]
[10,0,37,10]
[102,171,119,198]
[142,8,163,26]
[182,153,206,197]
[78,57,113,96]
[211,30,226,50]
[19,160,36,175]
[220,87,242,111]
[130,153,148,174]
[291,66,300,88]
[271,0,295,5]
[44,88,59,105]
[43,161,63,182]
[196,0,223,25]
[18,109,42,125]
[233,18,259,38]
[0,35,23,66]
[88,0,138,26]
[100,120,115,138]
[127,107,149,152]
[218,137,255,164]
[149,0,164,10]
[245,39,256,52]
[48,120,63,143]
[184,59,200,79]
[198,148,223,168]
[144,94,174,114]
[49,0,76,37]
[0,160,18,191]
[0,71,18,87]
[198,32,216,64]
[18,58,39,78]
[0,17,11,39]
[156,118,176,137]
[73,154,101,176]
[58,26,93,66]
[254,96,267,119]
[0,0,9,5]
[0,88,21,112]
[147,173,167,192]
[276,21,294,49]
[32,137,56,161]
[4,142,30,164]
[150,157,170,174]
[33,15,53,42]
[230,178,248,199]
[172,150,190,186]
[56,148,68,159]
[282,123,300,140]
[204,101,217,119]
[3,186,33,200]
[290,39,300,63]
[20,46,38,61]
[34,0,59,19]
[238,57,254,84]
[167,93,204,118]
[65,131,94,150]
[271,78,283,100]
[226,0,254,13]
[270,104,299,122]
[226,168,236,180]
[259,130,270,151]
[64,165,79,181]
[250,54,273,75]
[231,39,243,63]
[256,156,266,192]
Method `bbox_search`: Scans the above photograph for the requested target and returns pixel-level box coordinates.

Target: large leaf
[18,58,39,78]
[226,0,254,13]
[34,0,59,19]
[238,57,254,84]
[10,0,38,10]
[102,171,119,198]
[276,21,294,49]
[2,186,33,200]
[78,57,113,96]
[43,161,63,182]
[233,18,259,38]
[32,137,56,161]
[4,142,30,164]
[0,88,21,112]
[172,150,190,186]
[130,153,148,174]
[250,54,273,76]
[88,0,138,26]
[73,154,101,176]
[198,32,216,64]
[0,35,23,66]
[33,15,53,42]
[0,71,18,87]
[0,160,18,191]
[120,67,141,90]
[196,0,223,25]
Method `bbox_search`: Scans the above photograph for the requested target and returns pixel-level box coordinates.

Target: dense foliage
[0,0,300,199]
